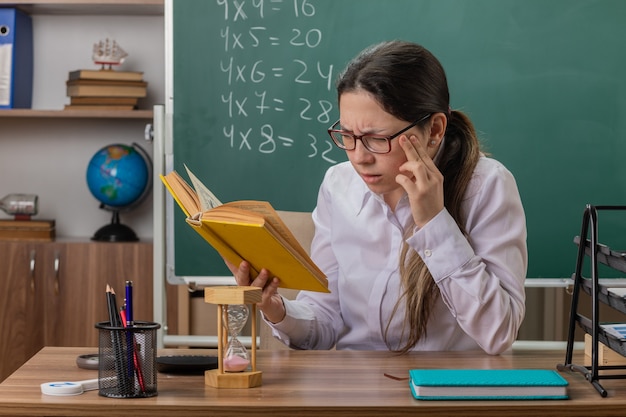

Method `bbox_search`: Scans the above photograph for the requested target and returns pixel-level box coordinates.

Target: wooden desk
[0,347,625,416]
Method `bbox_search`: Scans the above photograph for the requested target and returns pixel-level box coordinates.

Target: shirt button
[424,249,432,257]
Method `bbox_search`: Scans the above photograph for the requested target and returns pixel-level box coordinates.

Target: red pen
[120,309,145,392]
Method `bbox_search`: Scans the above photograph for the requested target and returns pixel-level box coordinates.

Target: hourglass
[224,304,250,372]
[204,286,262,388]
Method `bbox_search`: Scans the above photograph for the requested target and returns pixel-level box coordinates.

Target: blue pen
[124,280,135,393]
[125,281,133,326]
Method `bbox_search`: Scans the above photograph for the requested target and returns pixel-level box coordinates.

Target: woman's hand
[224,259,286,323]
[396,134,444,228]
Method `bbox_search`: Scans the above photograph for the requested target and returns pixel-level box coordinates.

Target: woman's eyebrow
[341,123,387,135]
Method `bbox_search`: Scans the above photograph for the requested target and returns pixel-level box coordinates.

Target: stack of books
[64,69,148,110]
[0,219,55,241]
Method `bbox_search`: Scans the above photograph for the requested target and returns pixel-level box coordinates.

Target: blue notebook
[409,369,568,400]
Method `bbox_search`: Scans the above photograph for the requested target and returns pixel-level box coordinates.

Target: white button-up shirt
[269,155,527,354]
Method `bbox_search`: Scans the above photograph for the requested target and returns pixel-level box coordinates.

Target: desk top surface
[0,347,624,417]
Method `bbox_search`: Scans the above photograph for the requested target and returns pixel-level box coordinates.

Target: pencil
[106,284,129,395]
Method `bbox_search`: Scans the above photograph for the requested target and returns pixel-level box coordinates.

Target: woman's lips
[360,172,381,184]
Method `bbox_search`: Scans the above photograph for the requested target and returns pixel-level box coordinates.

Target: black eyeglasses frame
[327,113,432,154]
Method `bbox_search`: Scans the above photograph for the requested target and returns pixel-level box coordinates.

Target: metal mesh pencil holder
[95,321,161,398]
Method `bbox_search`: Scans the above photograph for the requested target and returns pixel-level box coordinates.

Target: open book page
[203,206,265,224]
[222,200,314,267]
[160,171,201,217]
[184,164,222,211]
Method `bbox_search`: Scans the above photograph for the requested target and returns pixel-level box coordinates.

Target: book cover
[0,219,55,241]
[408,369,568,400]
[0,219,55,229]
[64,104,136,111]
[66,79,147,98]
[66,79,148,87]
[69,69,144,82]
[66,83,147,98]
[70,96,138,105]
[160,168,329,293]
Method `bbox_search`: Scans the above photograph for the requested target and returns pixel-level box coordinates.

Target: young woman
[228,40,527,354]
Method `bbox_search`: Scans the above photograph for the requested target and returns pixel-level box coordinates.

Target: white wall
[0,14,164,240]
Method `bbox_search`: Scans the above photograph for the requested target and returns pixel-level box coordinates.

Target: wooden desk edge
[0,347,624,417]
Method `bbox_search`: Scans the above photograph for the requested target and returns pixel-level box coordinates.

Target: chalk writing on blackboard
[215,0,339,164]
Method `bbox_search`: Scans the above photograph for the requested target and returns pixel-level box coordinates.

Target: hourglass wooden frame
[204,286,262,388]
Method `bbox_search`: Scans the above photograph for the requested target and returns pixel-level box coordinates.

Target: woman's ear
[428,113,447,145]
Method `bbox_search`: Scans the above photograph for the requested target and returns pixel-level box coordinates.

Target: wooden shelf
[0,1,162,119]
[0,109,153,119]
[0,0,164,16]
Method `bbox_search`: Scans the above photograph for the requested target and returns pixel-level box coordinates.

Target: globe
[86,143,152,242]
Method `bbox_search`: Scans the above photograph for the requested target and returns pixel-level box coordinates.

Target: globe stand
[92,210,139,242]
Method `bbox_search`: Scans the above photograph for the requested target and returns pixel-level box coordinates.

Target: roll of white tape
[40,378,101,396]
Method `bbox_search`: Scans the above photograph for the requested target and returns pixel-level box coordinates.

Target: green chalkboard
[170,0,626,280]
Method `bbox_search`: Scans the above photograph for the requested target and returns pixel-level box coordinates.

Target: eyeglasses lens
[329,130,390,153]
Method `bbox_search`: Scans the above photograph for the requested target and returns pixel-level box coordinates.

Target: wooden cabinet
[0,242,44,382]
[0,240,153,381]
[43,241,153,347]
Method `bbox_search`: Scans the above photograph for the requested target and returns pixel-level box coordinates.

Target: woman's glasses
[327,113,431,154]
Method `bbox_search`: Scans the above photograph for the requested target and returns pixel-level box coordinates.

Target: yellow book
[160,166,329,293]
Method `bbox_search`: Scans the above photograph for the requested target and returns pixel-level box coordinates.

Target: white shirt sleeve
[407,160,527,354]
